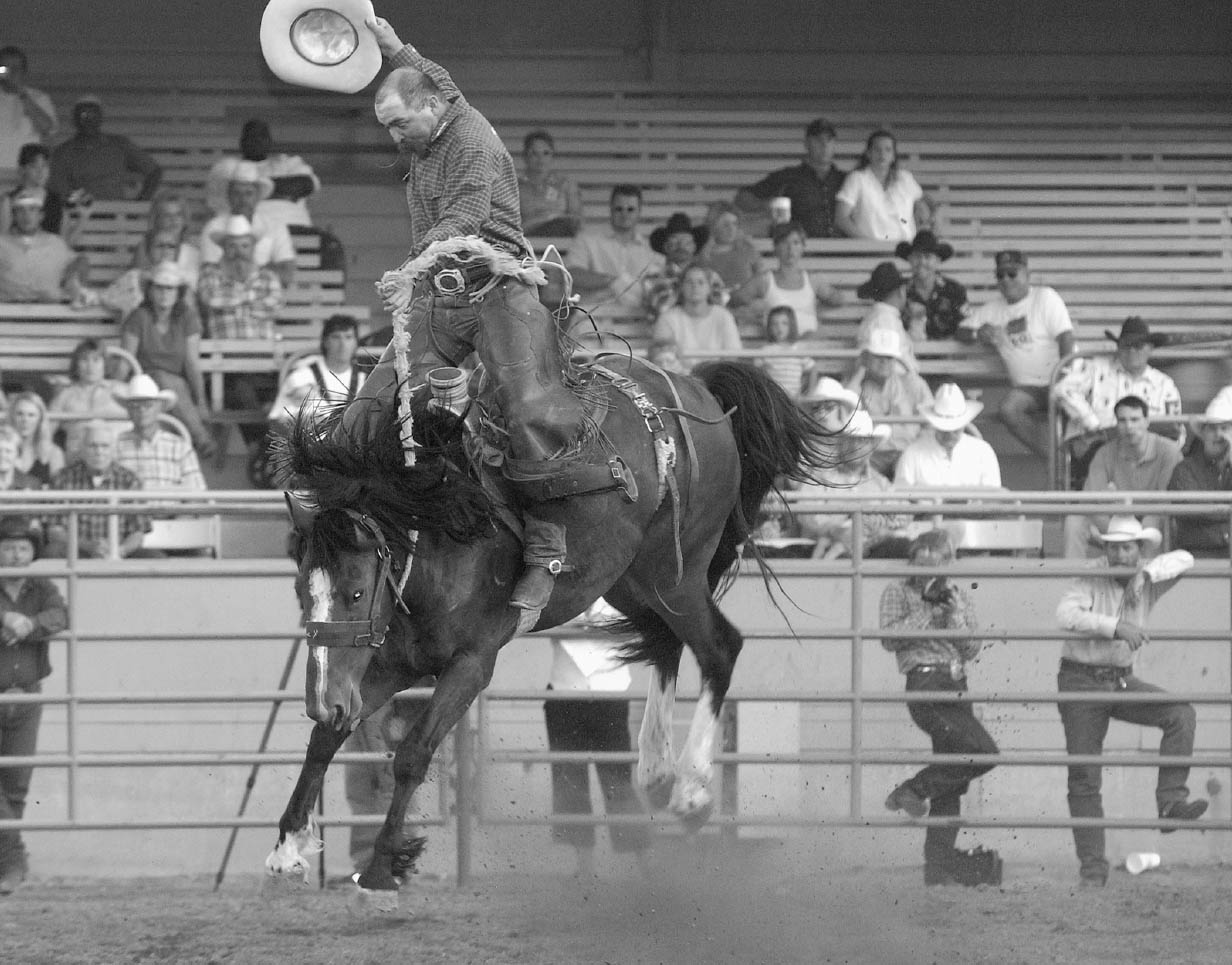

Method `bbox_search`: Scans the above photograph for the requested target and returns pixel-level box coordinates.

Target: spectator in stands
[565,184,664,310]
[130,191,202,290]
[649,264,742,372]
[1055,515,1207,888]
[0,47,57,171]
[881,528,1001,887]
[0,144,63,237]
[120,262,214,457]
[800,376,858,428]
[6,392,64,486]
[517,129,582,238]
[101,229,184,317]
[544,597,650,878]
[644,212,709,315]
[0,426,38,492]
[113,375,206,491]
[735,118,846,238]
[1168,387,1232,557]
[896,382,1001,488]
[959,250,1075,457]
[746,221,844,338]
[268,314,367,426]
[835,130,934,243]
[847,328,933,479]
[48,96,162,202]
[199,160,297,287]
[48,339,129,462]
[796,408,911,559]
[45,420,148,559]
[854,261,918,371]
[756,306,813,398]
[0,514,68,896]
[896,230,968,341]
[0,189,88,303]
[197,215,284,340]
[1061,395,1181,558]
[696,200,762,313]
[1053,316,1182,489]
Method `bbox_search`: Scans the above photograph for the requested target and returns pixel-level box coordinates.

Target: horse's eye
[352,589,364,602]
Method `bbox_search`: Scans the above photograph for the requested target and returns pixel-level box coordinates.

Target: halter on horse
[265,357,835,905]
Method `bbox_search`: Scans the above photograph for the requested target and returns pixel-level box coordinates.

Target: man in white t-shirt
[0,47,56,172]
[960,250,1074,457]
[895,382,1002,489]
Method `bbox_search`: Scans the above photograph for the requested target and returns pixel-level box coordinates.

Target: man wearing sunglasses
[959,250,1074,457]
[565,185,665,309]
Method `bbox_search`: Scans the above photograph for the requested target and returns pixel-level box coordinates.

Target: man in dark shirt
[1168,387,1232,557]
[735,118,846,238]
[896,231,969,340]
[49,96,162,201]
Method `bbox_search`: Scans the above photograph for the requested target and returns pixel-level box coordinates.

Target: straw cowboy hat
[802,376,859,410]
[1095,515,1162,549]
[894,230,955,263]
[114,373,177,408]
[1198,386,1232,424]
[214,158,274,200]
[844,407,891,441]
[208,214,262,247]
[649,212,709,255]
[260,0,382,94]
[919,382,983,432]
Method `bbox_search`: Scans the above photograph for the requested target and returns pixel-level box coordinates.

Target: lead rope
[390,303,418,468]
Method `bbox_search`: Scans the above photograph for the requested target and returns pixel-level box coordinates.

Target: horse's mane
[272,390,498,557]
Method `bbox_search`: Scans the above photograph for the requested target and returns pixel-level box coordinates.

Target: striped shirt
[389,45,527,259]
[197,263,283,339]
[115,429,207,491]
[49,461,148,548]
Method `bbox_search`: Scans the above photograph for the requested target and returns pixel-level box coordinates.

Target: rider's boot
[509,513,565,634]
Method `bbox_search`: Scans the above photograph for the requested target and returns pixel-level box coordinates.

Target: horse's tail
[693,361,837,591]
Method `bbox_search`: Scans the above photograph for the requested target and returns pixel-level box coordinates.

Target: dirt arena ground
[2,835,1230,965]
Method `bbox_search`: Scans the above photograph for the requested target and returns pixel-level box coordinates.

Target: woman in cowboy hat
[120,261,215,457]
[895,230,968,340]
[896,382,1001,488]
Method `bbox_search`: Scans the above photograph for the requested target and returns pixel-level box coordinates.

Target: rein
[304,510,411,650]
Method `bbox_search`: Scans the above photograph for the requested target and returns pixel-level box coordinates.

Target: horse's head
[288,494,410,730]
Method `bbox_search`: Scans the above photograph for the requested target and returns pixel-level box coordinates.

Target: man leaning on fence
[880,528,1002,887]
[1055,515,1207,888]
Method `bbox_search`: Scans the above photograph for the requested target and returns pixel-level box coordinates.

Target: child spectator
[0,515,68,896]
[757,305,813,398]
[6,392,64,486]
[48,339,129,463]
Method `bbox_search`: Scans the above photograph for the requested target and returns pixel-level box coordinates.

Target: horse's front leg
[265,722,349,881]
[636,668,677,811]
[358,650,494,894]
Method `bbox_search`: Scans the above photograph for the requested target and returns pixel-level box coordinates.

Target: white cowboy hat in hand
[114,373,177,408]
[919,382,983,432]
[1095,515,1162,549]
[863,327,908,365]
[260,0,383,93]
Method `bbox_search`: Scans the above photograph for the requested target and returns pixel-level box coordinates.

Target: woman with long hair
[6,392,64,486]
[517,130,583,237]
[119,262,215,457]
[48,339,129,462]
[835,130,935,242]
[130,190,201,288]
[649,263,743,373]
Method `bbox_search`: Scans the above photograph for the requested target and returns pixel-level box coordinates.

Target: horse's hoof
[642,775,676,811]
[676,800,715,834]
[348,884,400,917]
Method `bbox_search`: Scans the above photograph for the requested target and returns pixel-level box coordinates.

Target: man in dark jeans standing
[880,529,1001,886]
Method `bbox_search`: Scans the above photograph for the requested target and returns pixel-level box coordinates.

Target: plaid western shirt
[1053,357,1182,440]
[197,262,283,339]
[115,429,207,491]
[389,45,528,259]
[879,578,982,675]
[49,461,148,548]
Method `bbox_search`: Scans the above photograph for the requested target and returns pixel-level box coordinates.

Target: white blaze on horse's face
[305,568,332,722]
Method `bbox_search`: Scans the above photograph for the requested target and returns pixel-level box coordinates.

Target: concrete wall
[18,556,1232,880]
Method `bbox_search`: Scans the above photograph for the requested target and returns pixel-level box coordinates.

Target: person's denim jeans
[1057,664,1196,882]
[0,689,43,870]
[901,669,998,867]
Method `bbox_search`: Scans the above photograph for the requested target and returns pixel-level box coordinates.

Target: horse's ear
[284,491,317,533]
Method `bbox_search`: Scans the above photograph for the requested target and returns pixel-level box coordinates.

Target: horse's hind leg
[638,667,680,810]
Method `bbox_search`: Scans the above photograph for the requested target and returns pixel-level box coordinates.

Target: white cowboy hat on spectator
[215,158,275,200]
[1197,386,1232,424]
[1095,515,1162,549]
[208,214,262,247]
[260,0,382,94]
[147,262,186,288]
[919,382,983,432]
[844,407,891,440]
[802,376,859,409]
[863,327,908,365]
[114,373,177,408]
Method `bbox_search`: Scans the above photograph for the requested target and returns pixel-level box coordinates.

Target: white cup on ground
[1125,852,1161,875]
